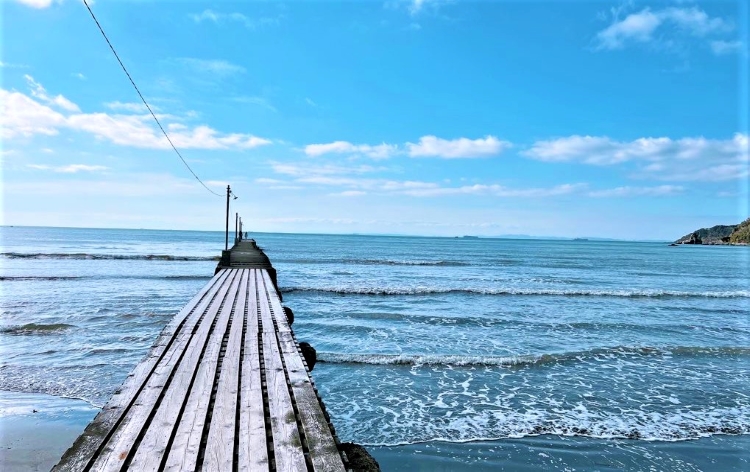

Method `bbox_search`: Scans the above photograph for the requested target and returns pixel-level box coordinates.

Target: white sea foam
[283,286,750,298]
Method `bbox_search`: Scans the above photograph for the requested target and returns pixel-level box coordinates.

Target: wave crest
[1,252,218,261]
[318,346,750,367]
[282,286,750,298]
[1,323,75,335]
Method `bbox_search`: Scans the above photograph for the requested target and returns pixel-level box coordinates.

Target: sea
[1,226,748,471]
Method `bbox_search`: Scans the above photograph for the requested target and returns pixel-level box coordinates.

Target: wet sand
[0,391,98,472]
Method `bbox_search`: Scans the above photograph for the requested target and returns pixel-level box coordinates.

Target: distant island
[672,218,750,245]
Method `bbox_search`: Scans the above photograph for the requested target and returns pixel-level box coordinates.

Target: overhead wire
[81,0,223,197]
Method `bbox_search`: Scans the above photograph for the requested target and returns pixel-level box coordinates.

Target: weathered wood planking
[52,269,232,472]
[257,270,308,471]
[264,270,345,472]
[238,270,270,472]
[202,268,248,471]
[55,244,346,472]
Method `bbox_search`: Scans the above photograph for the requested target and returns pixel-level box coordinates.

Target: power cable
[81,0,223,197]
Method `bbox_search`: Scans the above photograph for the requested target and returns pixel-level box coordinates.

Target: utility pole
[235,212,239,243]
[225,185,231,251]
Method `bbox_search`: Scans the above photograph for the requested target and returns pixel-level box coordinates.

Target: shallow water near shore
[1,226,748,469]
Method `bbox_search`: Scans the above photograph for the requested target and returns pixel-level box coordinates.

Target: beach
[1,226,748,470]
[2,392,748,471]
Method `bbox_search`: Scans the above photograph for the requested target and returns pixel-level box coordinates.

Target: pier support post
[225,185,231,251]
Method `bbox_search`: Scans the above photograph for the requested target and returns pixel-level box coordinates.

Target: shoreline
[2,390,748,471]
[0,391,98,472]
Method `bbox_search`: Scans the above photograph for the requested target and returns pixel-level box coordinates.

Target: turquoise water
[1,226,749,470]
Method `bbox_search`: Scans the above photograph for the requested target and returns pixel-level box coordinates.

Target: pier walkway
[54,241,347,471]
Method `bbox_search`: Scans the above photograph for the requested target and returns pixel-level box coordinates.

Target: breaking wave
[318,345,750,367]
[1,252,219,261]
[1,323,75,335]
[282,286,750,298]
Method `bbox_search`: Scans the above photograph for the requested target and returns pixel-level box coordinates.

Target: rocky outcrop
[299,342,317,371]
[340,443,381,471]
[729,218,750,244]
[674,224,738,245]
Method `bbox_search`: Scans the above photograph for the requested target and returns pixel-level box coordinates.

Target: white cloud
[27,164,108,173]
[588,185,684,197]
[189,9,280,29]
[14,0,54,8]
[304,141,398,159]
[5,173,212,198]
[105,101,148,113]
[232,96,277,113]
[401,183,585,197]
[175,58,245,77]
[271,162,384,177]
[304,135,511,159]
[0,61,28,69]
[333,190,367,197]
[407,135,511,158]
[524,133,748,181]
[596,6,732,50]
[0,89,67,138]
[1,78,272,150]
[710,40,743,55]
[25,75,80,112]
[67,114,271,150]
[269,162,585,198]
[72,72,86,80]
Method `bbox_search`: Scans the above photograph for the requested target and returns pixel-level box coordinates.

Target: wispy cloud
[104,101,149,113]
[305,135,511,159]
[710,40,744,55]
[174,58,245,77]
[25,74,80,112]
[233,96,277,113]
[72,72,86,80]
[27,164,108,173]
[305,141,398,159]
[189,9,281,29]
[407,135,511,158]
[595,6,733,51]
[271,162,385,177]
[400,183,585,197]
[524,133,748,181]
[13,0,54,8]
[2,76,272,150]
[0,61,28,69]
[265,162,586,198]
[588,185,684,197]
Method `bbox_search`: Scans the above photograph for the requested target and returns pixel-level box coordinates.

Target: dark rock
[340,443,380,472]
[674,224,737,245]
[299,342,316,371]
[283,306,294,325]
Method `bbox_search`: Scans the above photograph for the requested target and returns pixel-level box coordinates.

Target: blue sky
[1,0,748,239]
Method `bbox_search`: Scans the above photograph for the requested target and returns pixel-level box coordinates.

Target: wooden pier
[54,240,348,471]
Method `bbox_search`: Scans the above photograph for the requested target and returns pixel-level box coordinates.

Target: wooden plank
[263,269,345,470]
[202,269,249,471]
[257,270,307,472]
[277,332,345,471]
[52,269,231,472]
[91,269,240,471]
[262,270,290,333]
[161,269,243,471]
[237,269,269,472]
